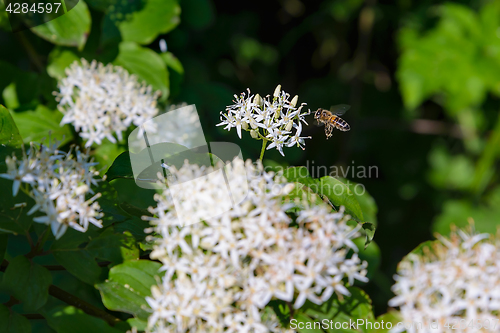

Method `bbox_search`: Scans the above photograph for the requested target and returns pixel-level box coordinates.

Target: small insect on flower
[314,104,351,139]
[217,85,311,156]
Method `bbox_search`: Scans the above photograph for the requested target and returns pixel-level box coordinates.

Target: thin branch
[23,314,45,320]
[4,296,21,308]
[43,261,111,270]
[0,259,8,272]
[48,285,121,326]
[15,31,44,72]
[286,301,294,320]
[1,259,121,326]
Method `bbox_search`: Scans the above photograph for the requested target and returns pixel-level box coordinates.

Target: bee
[314,104,351,139]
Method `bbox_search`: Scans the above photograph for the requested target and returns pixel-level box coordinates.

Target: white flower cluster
[389,226,500,333]
[0,142,103,239]
[55,59,160,147]
[143,159,368,333]
[217,85,311,156]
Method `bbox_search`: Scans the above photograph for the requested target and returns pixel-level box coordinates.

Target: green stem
[259,139,268,161]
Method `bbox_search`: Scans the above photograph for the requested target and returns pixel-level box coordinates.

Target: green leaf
[51,229,104,285]
[282,168,374,242]
[31,1,91,50]
[29,319,57,333]
[46,48,81,80]
[432,199,500,235]
[114,41,169,100]
[161,52,184,75]
[1,68,49,111]
[428,145,475,191]
[112,178,158,210]
[0,105,23,147]
[87,228,139,264]
[396,3,497,113]
[0,177,36,235]
[2,256,52,311]
[127,318,147,331]
[0,2,11,32]
[113,217,149,242]
[282,166,314,185]
[342,179,377,226]
[52,249,102,285]
[407,239,436,258]
[106,0,180,45]
[293,312,324,333]
[96,260,163,319]
[295,286,375,332]
[10,105,73,146]
[317,176,364,221]
[93,142,126,173]
[353,238,381,280]
[366,312,402,333]
[105,151,134,182]
[362,222,376,246]
[161,52,184,97]
[0,304,31,333]
[267,300,292,328]
[41,305,122,333]
[0,234,7,262]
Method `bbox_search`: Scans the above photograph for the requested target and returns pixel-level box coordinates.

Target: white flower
[54,59,161,147]
[0,142,103,239]
[143,159,368,332]
[286,122,308,150]
[389,225,500,333]
[217,86,311,156]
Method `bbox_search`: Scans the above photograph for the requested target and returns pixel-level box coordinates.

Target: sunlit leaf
[0,105,23,147]
[114,41,169,100]
[293,286,375,332]
[46,48,81,79]
[96,260,163,319]
[105,0,180,45]
[41,305,122,333]
[10,105,73,146]
[31,1,91,50]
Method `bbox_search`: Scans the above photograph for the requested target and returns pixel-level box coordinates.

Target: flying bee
[314,104,351,139]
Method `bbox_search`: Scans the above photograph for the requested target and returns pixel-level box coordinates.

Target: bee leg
[325,124,333,139]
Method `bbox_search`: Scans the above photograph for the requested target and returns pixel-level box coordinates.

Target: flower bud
[75,185,90,195]
[253,94,263,106]
[285,120,293,132]
[241,122,249,130]
[273,84,281,97]
[250,130,258,139]
[291,95,299,107]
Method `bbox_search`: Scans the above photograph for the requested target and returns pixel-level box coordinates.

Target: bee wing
[330,104,350,116]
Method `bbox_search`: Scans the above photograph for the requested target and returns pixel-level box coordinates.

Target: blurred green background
[2,0,500,316]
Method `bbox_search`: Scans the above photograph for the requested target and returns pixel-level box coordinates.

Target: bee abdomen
[332,116,350,131]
